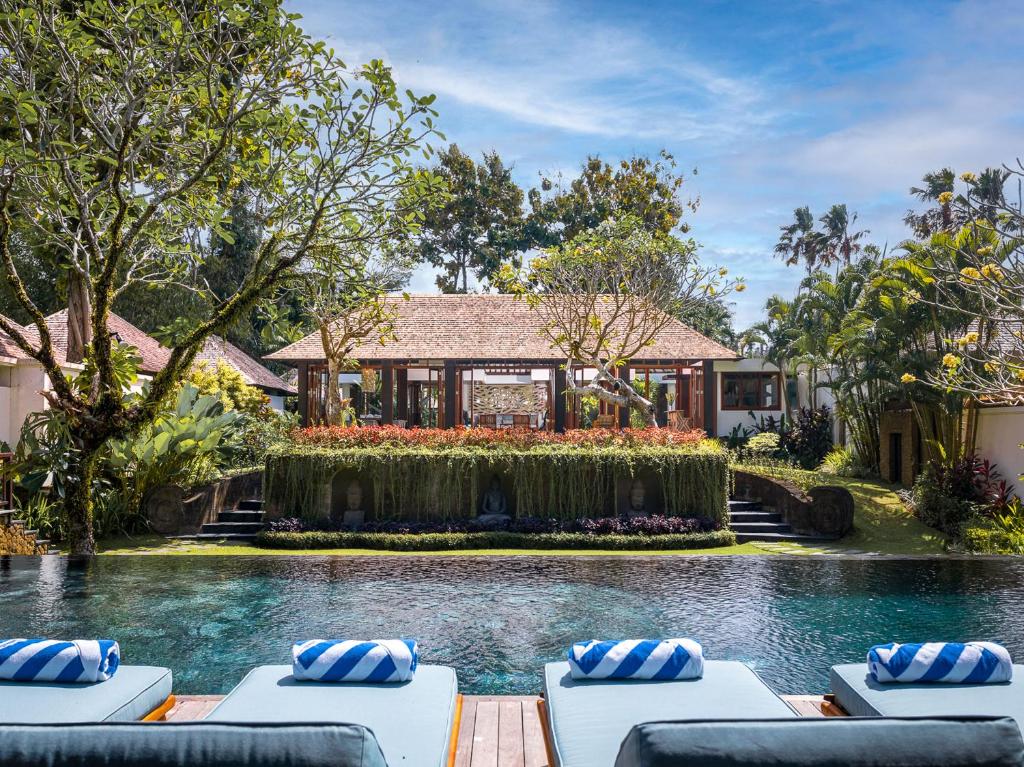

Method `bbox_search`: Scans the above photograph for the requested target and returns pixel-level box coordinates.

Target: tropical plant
[188,361,272,418]
[780,406,833,469]
[0,0,442,553]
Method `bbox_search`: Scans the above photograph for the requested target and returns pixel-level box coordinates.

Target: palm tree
[905,168,956,237]
[774,207,821,274]
[739,296,800,422]
[817,204,867,270]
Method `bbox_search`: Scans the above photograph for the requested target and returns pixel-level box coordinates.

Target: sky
[291,0,1024,329]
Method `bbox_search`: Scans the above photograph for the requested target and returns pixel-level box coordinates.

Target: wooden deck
[164,693,845,765]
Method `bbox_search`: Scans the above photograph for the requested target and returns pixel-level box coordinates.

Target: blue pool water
[1,555,1022,695]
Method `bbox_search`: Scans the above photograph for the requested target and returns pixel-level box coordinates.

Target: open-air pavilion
[265,294,739,433]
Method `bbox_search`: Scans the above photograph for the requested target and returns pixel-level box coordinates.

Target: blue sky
[292,0,1024,329]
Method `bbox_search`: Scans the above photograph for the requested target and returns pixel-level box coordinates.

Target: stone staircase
[175,499,267,542]
[728,499,834,544]
[0,508,56,554]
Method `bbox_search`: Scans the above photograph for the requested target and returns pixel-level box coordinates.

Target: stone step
[730,521,793,535]
[727,500,762,512]
[237,499,264,511]
[172,533,260,542]
[729,511,783,524]
[198,521,265,535]
[735,531,839,544]
[217,510,265,523]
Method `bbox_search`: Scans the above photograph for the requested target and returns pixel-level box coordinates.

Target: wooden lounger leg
[142,694,177,722]
[537,698,556,767]
[447,694,464,767]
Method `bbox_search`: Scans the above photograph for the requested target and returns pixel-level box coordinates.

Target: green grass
[95,535,766,556]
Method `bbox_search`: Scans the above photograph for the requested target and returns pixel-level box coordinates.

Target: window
[721,372,780,410]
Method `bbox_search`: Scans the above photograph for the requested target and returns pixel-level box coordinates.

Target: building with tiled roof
[266,294,740,432]
[45,309,172,374]
[194,335,296,398]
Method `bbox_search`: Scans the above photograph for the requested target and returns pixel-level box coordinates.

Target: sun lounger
[613,717,1024,767]
[543,659,796,767]
[0,722,388,767]
[0,665,173,723]
[206,664,459,767]
[831,662,1024,731]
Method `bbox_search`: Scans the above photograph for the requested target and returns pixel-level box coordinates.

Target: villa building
[0,311,296,446]
[266,294,808,436]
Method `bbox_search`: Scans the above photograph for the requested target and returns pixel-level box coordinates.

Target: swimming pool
[1,555,1022,695]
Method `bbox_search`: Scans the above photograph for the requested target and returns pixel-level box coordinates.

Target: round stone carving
[147,485,184,534]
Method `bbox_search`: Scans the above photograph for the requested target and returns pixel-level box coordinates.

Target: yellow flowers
[718,267,729,277]
[957,332,979,347]
[981,263,1004,281]
[984,362,1000,374]
[942,353,961,369]
[900,373,917,384]
[938,191,953,205]
[960,266,982,280]
[977,245,993,256]
[960,172,977,183]
[735,283,746,293]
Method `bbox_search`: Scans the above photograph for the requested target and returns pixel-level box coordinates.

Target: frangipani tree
[500,217,741,427]
[0,0,440,552]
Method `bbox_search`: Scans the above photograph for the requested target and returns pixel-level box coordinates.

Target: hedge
[264,442,730,525]
[255,529,737,551]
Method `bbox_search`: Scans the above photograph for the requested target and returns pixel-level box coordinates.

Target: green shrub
[819,447,872,478]
[256,529,737,551]
[907,464,976,536]
[265,441,730,525]
[780,406,833,469]
[745,432,782,457]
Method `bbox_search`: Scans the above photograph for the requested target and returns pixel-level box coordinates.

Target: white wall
[975,406,1024,492]
[714,359,785,438]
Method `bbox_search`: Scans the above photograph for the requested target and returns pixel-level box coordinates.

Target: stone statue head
[629,477,646,512]
[346,479,363,511]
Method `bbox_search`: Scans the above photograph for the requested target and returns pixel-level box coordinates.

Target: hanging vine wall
[265,443,729,525]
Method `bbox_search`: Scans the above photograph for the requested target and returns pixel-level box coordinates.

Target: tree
[415,144,524,293]
[905,168,957,238]
[0,0,440,553]
[774,207,820,273]
[303,239,416,425]
[817,204,867,268]
[738,297,799,422]
[526,152,690,247]
[501,217,739,426]
[676,295,737,348]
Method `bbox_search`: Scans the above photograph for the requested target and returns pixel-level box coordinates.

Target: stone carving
[343,479,365,528]
[472,382,548,415]
[477,476,511,527]
[628,477,647,515]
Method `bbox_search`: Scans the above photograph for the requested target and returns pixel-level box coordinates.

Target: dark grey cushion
[0,722,389,767]
[614,717,1024,767]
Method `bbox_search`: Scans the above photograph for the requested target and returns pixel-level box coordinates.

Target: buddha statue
[480,476,508,517]
[343,479,365,527]
[628,477,647,516]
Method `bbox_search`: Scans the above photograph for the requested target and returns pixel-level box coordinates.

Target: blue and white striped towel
[0,638,120,683]
[292,639,418,683]
[567,639,704,681]
[868,642,1013,684]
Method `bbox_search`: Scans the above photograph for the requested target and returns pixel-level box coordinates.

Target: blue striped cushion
[567,639,703,680]
[0,639,120,683]
[868,642,1013,684]
[292,640,418,683]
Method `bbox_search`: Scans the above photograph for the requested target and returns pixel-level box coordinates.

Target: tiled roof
[0,315,35,361]
[194,335,297,394]
[45,309,171,374]
[266,294,739,364]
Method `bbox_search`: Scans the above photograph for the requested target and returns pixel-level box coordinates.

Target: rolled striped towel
[868,642,1013,684]
[567,639,704,681]
[292,639,418,683]
[0,639,120,683]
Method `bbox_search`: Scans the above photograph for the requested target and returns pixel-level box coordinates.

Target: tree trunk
[566,360,658,428]
[63,447,99,555]
[319,323,346,426]
[66,272,92,364]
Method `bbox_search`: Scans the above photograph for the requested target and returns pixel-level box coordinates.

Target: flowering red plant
[291,425,706,449]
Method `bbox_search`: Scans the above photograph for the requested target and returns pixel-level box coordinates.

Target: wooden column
[297,362,309,427]
[395,368,408,421]
[554,366,567,433]
[380,363,394,425]
[443,361,457,429]
[703,359,716,437]
[617,365,631,429]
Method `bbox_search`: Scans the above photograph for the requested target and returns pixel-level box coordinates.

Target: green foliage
[962,499,1024,554]
[819,447,873,478]
[265,442,730,525]
[256,529,736,552]
[780,406,833,469]
[907,464,977,537]
[415,144,525,292]
[187,361,272,418]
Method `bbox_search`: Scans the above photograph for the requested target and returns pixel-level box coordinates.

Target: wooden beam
[554,367,567,433]
[296,362,309,426]
[703,359,716,437]
[381,363,394,425]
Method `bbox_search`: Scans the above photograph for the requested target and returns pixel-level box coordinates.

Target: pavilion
[265,294,739,433]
